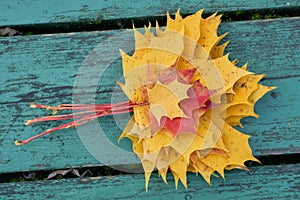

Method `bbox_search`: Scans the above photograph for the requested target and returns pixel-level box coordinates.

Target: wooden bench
[0,1,299,199]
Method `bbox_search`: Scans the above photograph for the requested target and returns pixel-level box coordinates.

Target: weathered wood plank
[0,0,299,26]
[0,18,299,173]
[0,164,299,200]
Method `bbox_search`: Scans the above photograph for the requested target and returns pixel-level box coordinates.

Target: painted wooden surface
[1,164,299,200]
[0,17,299,173]
[0,0,299,26]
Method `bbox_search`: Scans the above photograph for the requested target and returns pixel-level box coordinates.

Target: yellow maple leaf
[200,122,259,178]
[117,9,276,190]
[147,80,191,122]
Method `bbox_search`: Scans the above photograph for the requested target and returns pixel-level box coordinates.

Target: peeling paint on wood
[0,164,299,200]
[0,1,299,26]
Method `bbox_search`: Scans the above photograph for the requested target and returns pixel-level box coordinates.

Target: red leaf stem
[16,101,142,146]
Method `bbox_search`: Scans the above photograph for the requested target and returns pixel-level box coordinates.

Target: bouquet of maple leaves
[16,9,275,189]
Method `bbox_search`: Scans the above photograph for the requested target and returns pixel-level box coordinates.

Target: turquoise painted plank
[0,18,299,173]
[0,164,299,200]
[0,0,299,26]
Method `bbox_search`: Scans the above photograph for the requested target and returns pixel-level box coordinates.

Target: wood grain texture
[0,0,299,26]
[0,17,299,173]
[1,164,299,200]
